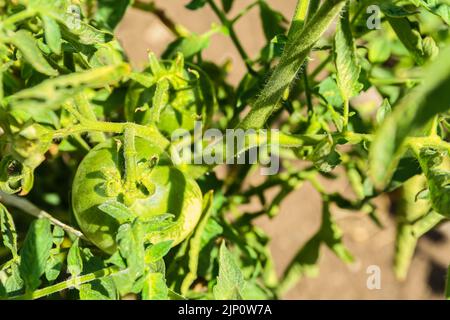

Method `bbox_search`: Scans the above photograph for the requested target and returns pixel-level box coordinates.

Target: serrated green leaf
[9,30,58,76]
[19,219,53,292]
[0,203,18,257]
[98,200,135,224]
[407,0,449,24]
[145,240,173,264]
[213,242,245,300]
[386,15,426,65]
[376,99,392,124]
[334,6,363,102]
[79,276,117,300]
[52,225,65,247]
[113,222,145,295]
[369,46,450,188]
[67,238,83,277]
[317,76,344,108]
[142,272,168,300]
[180,191,214,295]
[1,261,24,296]
[41,15,62,55]
[151,79,170,123]
[7,63,130,110]
[311,136,341,173]
[141,214,176,233]
[45,251,65,282]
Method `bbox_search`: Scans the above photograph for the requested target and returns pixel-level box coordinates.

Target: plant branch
[230,1,259,25]
[0,191,87,240]
[10,267,120,300]
[51,120,171,150]
[237,0,346,130]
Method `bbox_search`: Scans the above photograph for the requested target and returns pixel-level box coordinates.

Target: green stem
[428,115,440,137]
[238,0,346,130]
[11,267,120,300]
[124,125,138,191]
[288,0,310,37]
[412,211,444,238]
[369,77,421,86]
[74,94,106,142]
[343,99,350,131]
[230,0,259,24]
[0,191,87,240]
[1,9,36,27]
[303,63,313,112]
[51,120,170,150]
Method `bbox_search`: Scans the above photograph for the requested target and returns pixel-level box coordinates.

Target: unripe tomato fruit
[72,137,203,254]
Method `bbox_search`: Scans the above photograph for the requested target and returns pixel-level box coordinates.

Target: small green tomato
[72,137,203,253]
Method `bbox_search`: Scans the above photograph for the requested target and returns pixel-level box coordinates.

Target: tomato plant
[0,0,449,300]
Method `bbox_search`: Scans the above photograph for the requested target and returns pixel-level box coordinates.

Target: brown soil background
[116,0,450,299]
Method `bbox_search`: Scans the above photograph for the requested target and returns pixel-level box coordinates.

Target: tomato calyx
[99,138,160,208]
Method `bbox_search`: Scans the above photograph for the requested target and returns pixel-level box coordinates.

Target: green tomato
[72,137,203,254]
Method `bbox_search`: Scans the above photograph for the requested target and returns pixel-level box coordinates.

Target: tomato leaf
[369,46,450,188]
[376,99,392,124]
[9,30,58,76]
[113,222,145,295]
[145,240,173,263]
[213,241,245,300]
[221,0,234,13]
[45,252,65,282]
[7,63,130,110]
[98,200,135,224]
[19,219,53,292]
[41,15,62,55]
[334,5,363,102]
[385,14,426,65]
[186,0,207,10]
[180,191,214,295]
[0,203,18,257]
[142,272,168,300]
[67,238,83,277]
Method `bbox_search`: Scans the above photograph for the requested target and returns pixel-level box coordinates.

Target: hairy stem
[51,120,170,150]
[124,125,138,192]
[11,267,120,300]
[238,0,346,130]
[0,191,87,240]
